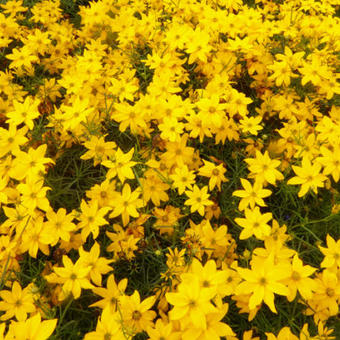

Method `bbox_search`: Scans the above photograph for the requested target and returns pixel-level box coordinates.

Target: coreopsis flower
[20,214,50,258]
[45,255,94,300]
[181,258,227,297]
[166,276,217,329]
[109,183,144,226]
[235,206,272,240]
[112,101,147,133]
[166,247,186,269]
[61,96,94,131]
[102,148,136,183]
[86,179,119,208]
[266,327,299,340]
[245,150,284,186]
[6,46,39,70]
[41,208,77,245]
[147,318,179,340]
[316,145,340,182]
[232,178,272,211]
[120,290,156,334]
[299,56,332,87]
[17,175,51,213]
[186,303,235,340]
[186,28,211,64]
[236,254,289,313]
[0,281,35,321]
[77,199,110,242]
[283,255,317,302]
[81,135,116,166]
[159,116,185,142]
[311,269,340,318]
[140,170,170,206]
[9,144,54,181]
[287,157,327,197]
[227,89,252,118]
[170,165,196,194]
[163,134,195,168]
[0,0,27,16]
[239,116,263,135]
[78,242,113,286]
[198,160,228,191]
[196,94,226,128]
[90,274,128,312]
[268,61,293,87]
[0,125,28,158]
[6,313,57,340]
[153,205,182,235]
[6,96,39,130]
[84,307,125,340]
[185,185,213,216]
[319,234,340,268]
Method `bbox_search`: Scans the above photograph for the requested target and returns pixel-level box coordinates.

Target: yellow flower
[170,165,196,195]
[239,116,263,136]
[245,150,284,186]
[78,242,113,286]
[316,145,340,182]
[90,274,127,312]
[166,276,217,329]
[232,178,272,211]
[61,96,94,131]
[81,135,116,166]
[6,313,57,340]
[6,97,39,130]
[9,144,54,181]
[268,61,293,87]
[236,255,289,313]
[17,176,51,213]
[109,183,144,226]
[186,28,211,64]
[140,170,170,206]
[196,94,226,128]
[319,234,340,268]
[153,205,182,235]
[163,134,195,168]
[312,269,340,318]
[41,208,77,245]
[0,125,28,158]
[0,281,35,321]
[86,179,119,208]
[84,307,125,340]
[266,327,299,340]
[112,101,147,134]
[0,0,27,16]
[198,160,228,191]
[21,214,50,258]
[299,56,332,87]
[227,88,252,118]
[77,199,110,242]
[283,255,317,302]
[6,46,39,70]
[235,206,272,240]
[102,148,136,183]
[120,290,156,334]
[185,185,213,216]
[46,255,94,300]
[181,258,227,297]
[159,116,185,142]
[287,157,327,197]
[147,318,178,340]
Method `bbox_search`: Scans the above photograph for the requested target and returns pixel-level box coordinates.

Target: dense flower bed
[0,0,339,338]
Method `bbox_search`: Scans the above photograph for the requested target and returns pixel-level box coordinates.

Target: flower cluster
[0,0,339,339]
